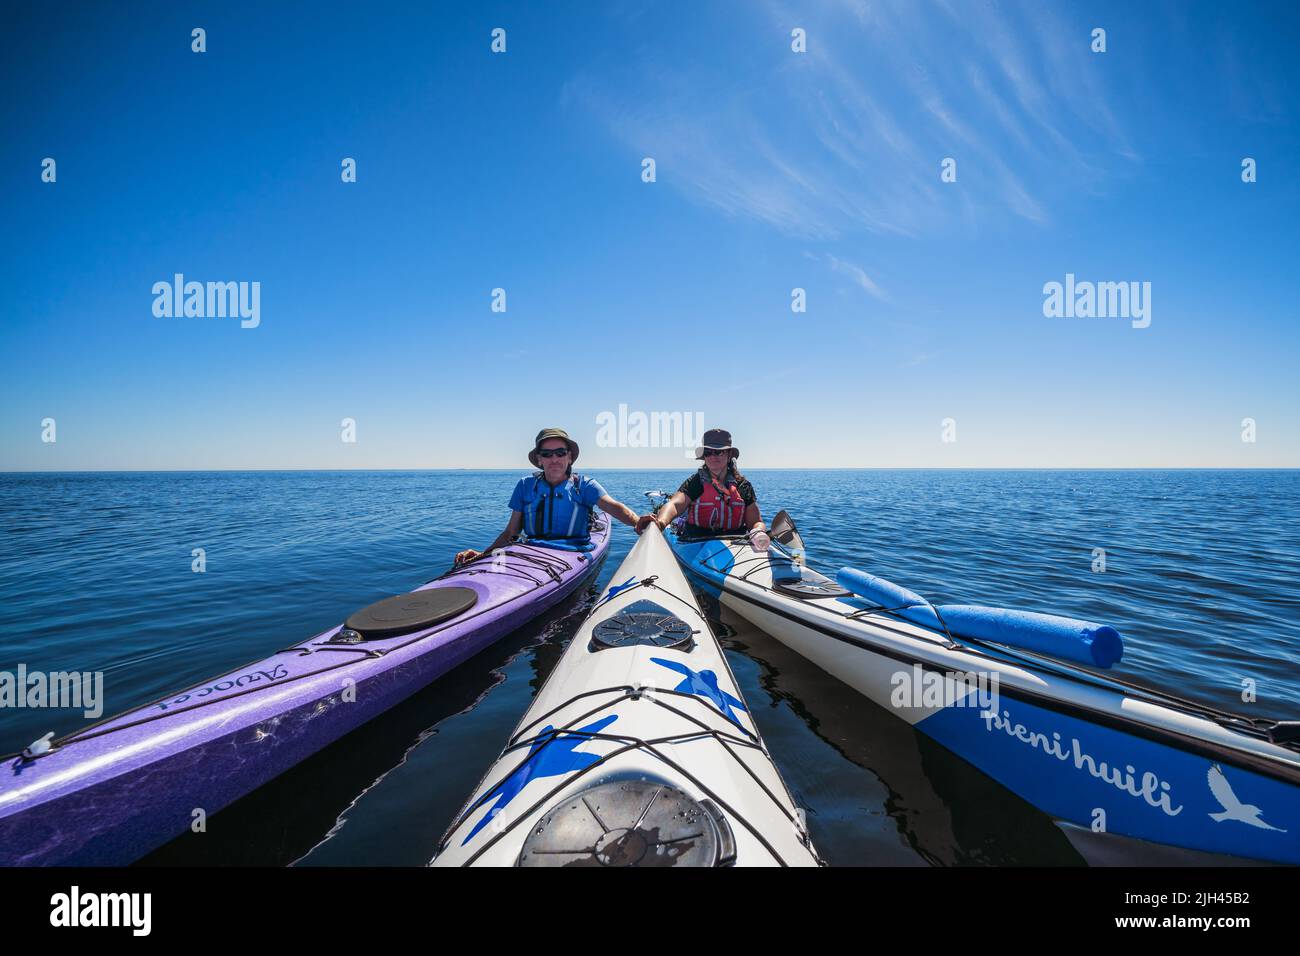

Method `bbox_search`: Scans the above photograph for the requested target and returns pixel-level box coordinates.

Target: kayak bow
[431,525,820,867]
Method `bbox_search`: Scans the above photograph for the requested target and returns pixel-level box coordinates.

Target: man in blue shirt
[455,428,639,564]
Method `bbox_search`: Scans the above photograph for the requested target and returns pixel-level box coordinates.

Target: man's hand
[634,514,661,535]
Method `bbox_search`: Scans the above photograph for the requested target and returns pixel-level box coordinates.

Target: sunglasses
[703,448,730,457]
[536,448,570,459]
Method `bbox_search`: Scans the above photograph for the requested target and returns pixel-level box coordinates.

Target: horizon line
[3,466,1298,475]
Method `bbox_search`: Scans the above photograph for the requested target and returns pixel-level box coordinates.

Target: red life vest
[686,467,747,532]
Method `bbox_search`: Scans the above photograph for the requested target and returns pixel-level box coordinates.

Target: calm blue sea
[2,469,1298,865]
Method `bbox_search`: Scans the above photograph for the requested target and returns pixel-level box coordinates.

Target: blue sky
[2,0,1297,469]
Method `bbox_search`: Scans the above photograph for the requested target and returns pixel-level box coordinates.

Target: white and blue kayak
[668,511,1300,866]
[431,525,821,867]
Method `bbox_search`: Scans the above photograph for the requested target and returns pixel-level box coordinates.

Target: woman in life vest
[455,428,640,565]
[634,428,769,551]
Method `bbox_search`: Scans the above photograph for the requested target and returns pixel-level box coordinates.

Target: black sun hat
[694,428,739,460]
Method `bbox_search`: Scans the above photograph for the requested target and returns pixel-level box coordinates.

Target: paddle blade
[769,510,806,565]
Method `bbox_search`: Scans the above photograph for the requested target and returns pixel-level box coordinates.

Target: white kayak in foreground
[431,525,821,867]
[667,516,1300,866]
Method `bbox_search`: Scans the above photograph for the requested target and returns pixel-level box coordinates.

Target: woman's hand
[454,548,482,566]
[634,514,661,535]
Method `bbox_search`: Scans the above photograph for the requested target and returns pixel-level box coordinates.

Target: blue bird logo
[605,577,639,600]
[463,714,618,844]
[650,657,748,725]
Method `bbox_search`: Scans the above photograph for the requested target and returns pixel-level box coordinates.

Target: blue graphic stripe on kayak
[463,714,618,844]
[651,658,747,726]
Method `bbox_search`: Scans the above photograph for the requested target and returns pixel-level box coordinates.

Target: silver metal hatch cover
[517,779,735,867]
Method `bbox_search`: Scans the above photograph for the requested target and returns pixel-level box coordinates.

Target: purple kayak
[0,515,610,866]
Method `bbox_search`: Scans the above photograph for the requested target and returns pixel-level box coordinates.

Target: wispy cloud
[717,360,815,394]
[565,0,1137,239]
[903,350,941,368]
[817,252,888,302]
